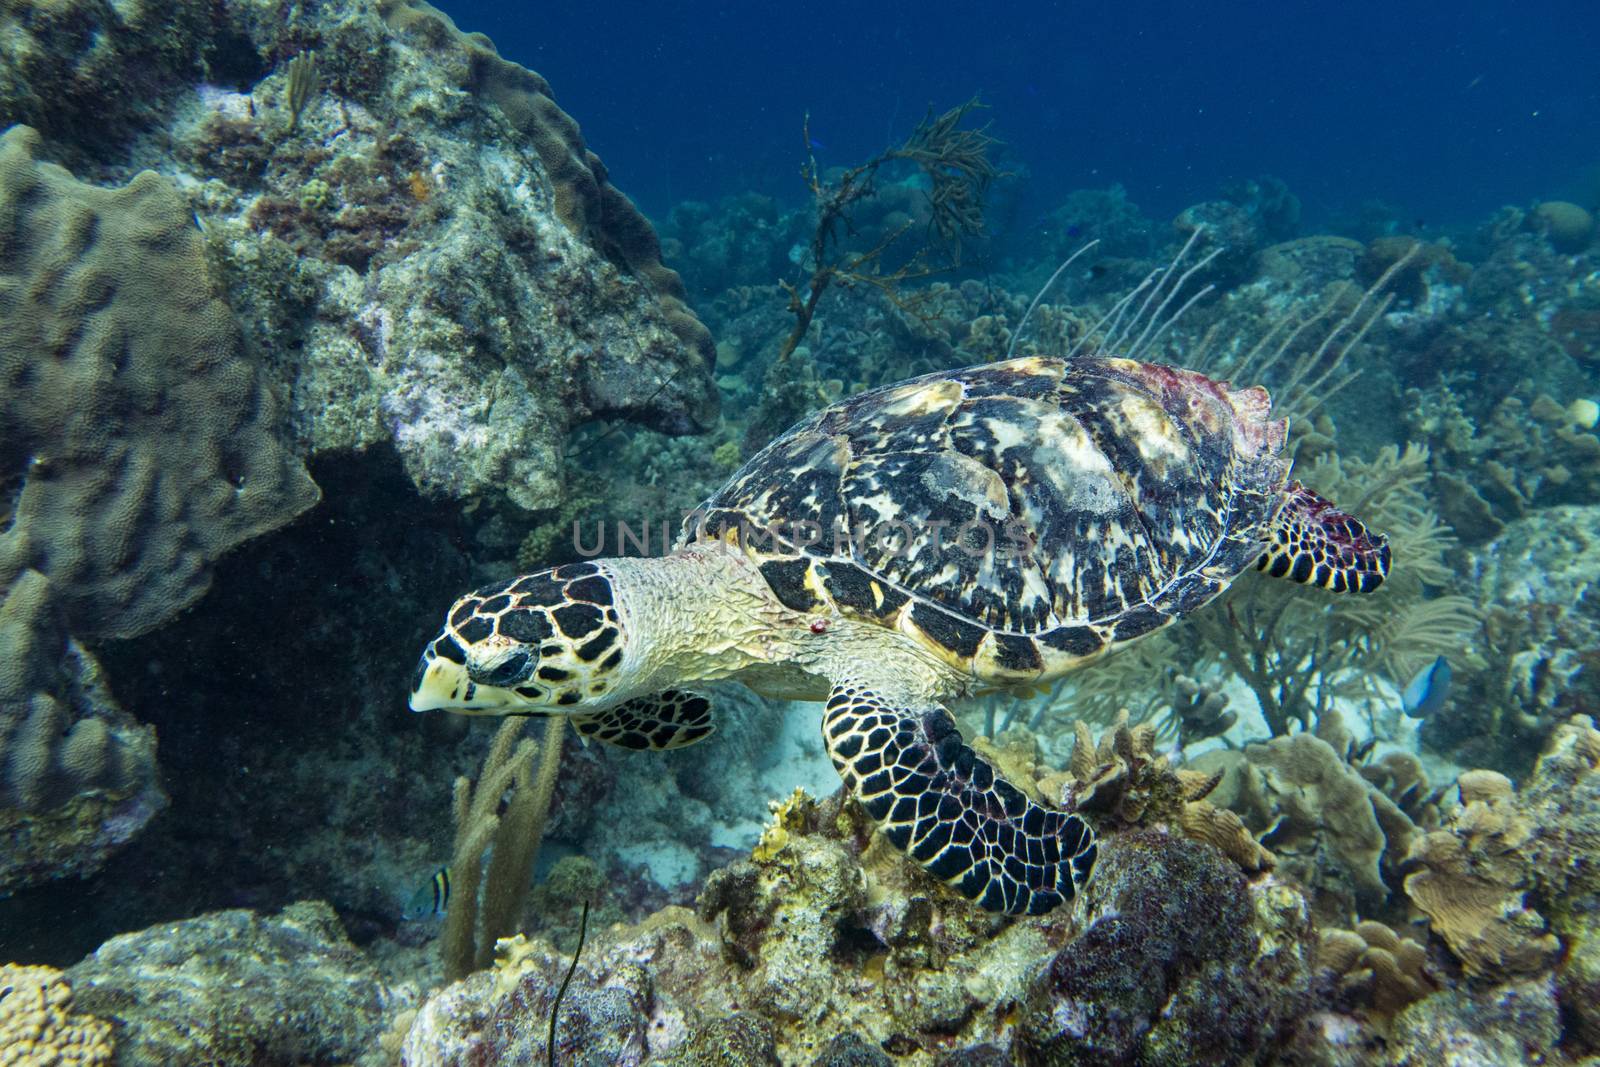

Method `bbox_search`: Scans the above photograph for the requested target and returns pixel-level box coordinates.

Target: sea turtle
[408,307,1392,919]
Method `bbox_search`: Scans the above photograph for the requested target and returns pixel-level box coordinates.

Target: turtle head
[408,562,630,714]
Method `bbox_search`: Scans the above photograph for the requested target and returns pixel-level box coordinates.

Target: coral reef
[1402,718,1599,984]
[1428,506,1600,773]
[400,765,1321,1065]
[66,901,393,1067]
[3,13,1599,1058]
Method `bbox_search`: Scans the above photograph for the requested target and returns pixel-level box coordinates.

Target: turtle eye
[468,647,534,688]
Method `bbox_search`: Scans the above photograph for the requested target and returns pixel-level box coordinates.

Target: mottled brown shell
[684,356,1290,683]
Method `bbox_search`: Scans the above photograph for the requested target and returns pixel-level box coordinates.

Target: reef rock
[1,0,716,512]
[1385,976,1563,1067]
[1015,830,1314,1067]
[67,900,394,1067]
[1461,507,1600,764]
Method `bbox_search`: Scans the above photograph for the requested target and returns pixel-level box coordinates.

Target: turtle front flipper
[572,690,716,751]
[823,682,1096,915]
[1257,481,1391,593]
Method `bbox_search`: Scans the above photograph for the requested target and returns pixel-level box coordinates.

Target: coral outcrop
[1401,718,1599,986]
[0,572,164,895]
[1429,506,1600,773]
[3,0,715,512]
[0,125,320,640]
[0,119,305,889]
[1315,920,1435,1018]
[1015,831,1313,1067]
[67,901,393,1067]
[1047,715,1273,875]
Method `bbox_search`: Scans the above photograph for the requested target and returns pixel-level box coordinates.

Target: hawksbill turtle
[408,260,1393,916]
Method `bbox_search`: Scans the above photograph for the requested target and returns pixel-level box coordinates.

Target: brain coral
[0,125,319,640]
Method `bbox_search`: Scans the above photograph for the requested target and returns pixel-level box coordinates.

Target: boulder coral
[0,571,164,895]
[0,125,320,641]
[67,901,393,1067]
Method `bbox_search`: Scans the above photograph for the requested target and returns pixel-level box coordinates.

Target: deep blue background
[436,0,1599,228]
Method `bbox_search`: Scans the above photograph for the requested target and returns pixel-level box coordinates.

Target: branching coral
[440,716,568,980]
[745,98,1001,452]
[1190,442,1477,737]
[1042,714,1273,874]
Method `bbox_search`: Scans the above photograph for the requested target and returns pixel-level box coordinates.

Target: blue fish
[402,865,451,920]
[1401,656,1451,718]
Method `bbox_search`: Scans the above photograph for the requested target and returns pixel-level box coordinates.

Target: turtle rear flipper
[823,682,1096,915]
[1258,481,1391,593]
[573,690,715,750]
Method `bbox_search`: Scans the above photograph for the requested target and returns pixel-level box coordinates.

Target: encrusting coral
[0,962,115,1066]
[1400,716,1600,983]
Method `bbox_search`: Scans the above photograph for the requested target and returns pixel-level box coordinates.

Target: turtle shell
[685,356,1291,680]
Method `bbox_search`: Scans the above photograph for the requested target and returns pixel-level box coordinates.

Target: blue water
[442,0,1599,227]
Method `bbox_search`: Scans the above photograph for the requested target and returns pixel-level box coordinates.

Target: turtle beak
[408,655,465,712]
[408,652,526,714]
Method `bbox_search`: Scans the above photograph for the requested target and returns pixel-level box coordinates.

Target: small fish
[403,865,451,920]
[1401,656,1451,718]
[1065,223,1084,239]
[807,136,828,152]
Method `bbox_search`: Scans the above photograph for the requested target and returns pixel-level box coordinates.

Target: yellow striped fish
[403,866,451,920]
